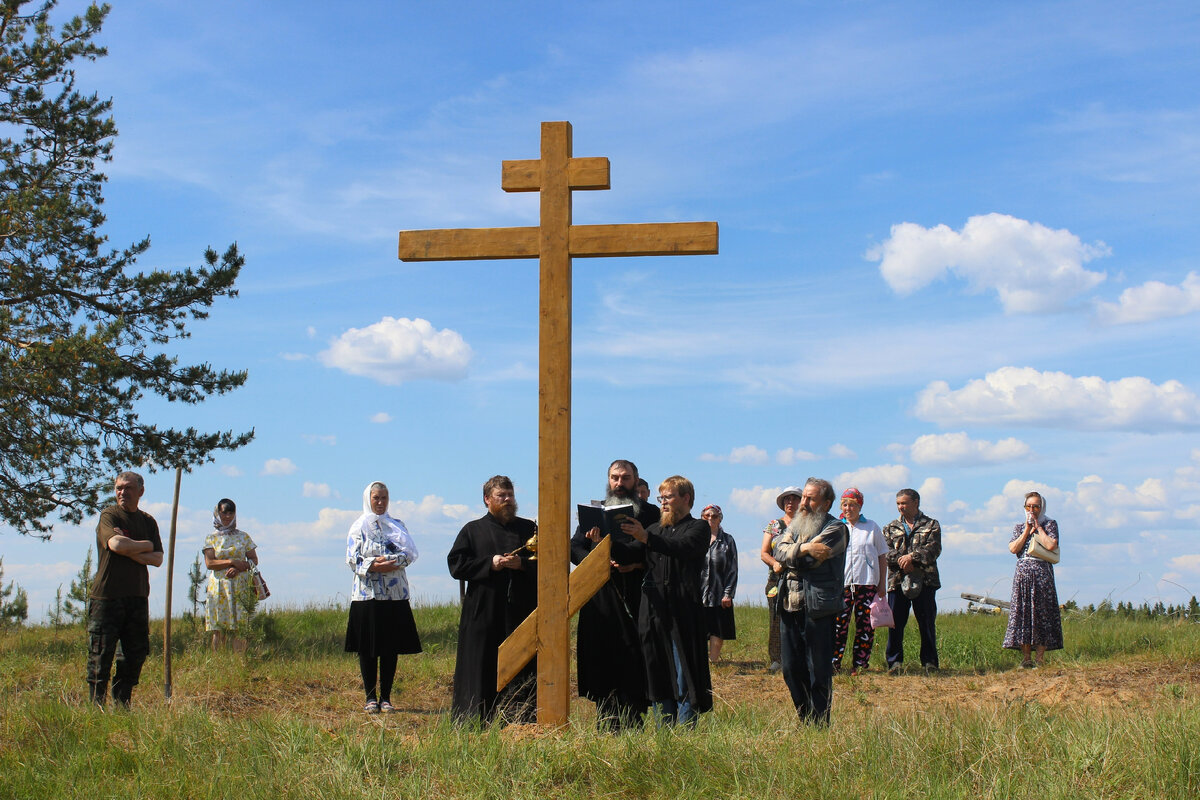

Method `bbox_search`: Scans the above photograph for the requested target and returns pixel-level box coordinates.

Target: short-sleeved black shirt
[91,505,163,599]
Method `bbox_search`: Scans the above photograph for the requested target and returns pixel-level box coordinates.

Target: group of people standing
[82,468,1062,727]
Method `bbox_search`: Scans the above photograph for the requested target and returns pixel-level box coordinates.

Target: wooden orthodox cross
[398,121,717,726]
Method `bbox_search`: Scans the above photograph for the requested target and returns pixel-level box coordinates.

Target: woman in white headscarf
[1003,491,1062,668]
[345,481,422,713]
[203,498,259,651]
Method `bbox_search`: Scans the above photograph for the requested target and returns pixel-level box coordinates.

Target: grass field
[1,604,1197,799]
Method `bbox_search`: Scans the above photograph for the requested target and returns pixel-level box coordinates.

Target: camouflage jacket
[882,513,942,592]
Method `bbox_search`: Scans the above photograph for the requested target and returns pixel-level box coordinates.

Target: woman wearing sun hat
[760,486,802,672]
[831,487,889,675]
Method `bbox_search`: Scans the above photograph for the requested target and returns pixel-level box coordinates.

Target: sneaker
[379,701,395,713]
[922,663,939,674]
[1021,660,1035,669]
[364,700,380,714]
[887,662,902,675]
[768,661,782,673]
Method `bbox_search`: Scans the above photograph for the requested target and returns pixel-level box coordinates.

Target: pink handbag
[869,594,894,628]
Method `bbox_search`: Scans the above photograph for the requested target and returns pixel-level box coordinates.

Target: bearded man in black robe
[621,474,711,726]
[571,458,660,730]
[448,475,537,724]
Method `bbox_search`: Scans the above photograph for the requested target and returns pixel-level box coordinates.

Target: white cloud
[828,443,856,459]
[280,352,309,361]
[303,434,337,446]
[370,412,392,424]
[1095,272,1200,325]
[699,445,769,465]
[834,464,911,496]
[915,367,1200,431]
[909,432,1033,465]
[776,447,818,465]
[261,458,297,476]
[917,477,946,512]
[728,486,783,518]
[219,465,243,478]
[866,213,1108,313]
[302,482,332,498]
[1070,475,1168,529]
[391,495,474,527]
[940,524,1007,555]
[306,326,317,338]
[318,317,472,386]
[1169,554,1200,573]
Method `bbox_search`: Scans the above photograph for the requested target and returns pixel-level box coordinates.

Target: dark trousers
[359,652,398,702]
[886,588,938,668]
[779,607,835,725]
[86,597,150,706]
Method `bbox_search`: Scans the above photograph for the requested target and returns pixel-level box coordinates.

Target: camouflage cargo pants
[86,597,150,706]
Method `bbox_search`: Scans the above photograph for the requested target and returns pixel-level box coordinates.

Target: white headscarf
[212,501,237,534]
[352,482,418,562]
[1026,492,1049,524]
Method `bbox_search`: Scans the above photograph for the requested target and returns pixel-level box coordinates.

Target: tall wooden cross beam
[398,121,717,726]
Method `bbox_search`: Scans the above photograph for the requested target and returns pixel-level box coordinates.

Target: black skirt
[344,599,422,656]
[704,605,736,640]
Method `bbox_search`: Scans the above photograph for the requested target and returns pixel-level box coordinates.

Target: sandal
[364,700,380,714]
[379,701,395,713]
[1020,660,1034,669]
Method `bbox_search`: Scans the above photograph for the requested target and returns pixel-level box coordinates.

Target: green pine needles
[0,2,252,537]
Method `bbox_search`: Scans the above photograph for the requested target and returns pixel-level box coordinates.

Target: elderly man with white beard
[773,478,848,725]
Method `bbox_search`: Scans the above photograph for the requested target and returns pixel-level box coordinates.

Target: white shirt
[842,516,890,587]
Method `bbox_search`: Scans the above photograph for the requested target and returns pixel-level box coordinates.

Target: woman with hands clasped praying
[1002,491,1062,668]
[203,498,259,652]
[345,482,422,713]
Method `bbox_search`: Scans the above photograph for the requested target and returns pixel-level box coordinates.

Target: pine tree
[62,546,92,622]
[0,556,29,627]
[1,1,253,538]
[186,552,205,620]
[48,585,66,627]
[1187,596,1199,620]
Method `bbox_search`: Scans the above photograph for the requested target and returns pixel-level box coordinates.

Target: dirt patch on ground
[710,658,1200,716]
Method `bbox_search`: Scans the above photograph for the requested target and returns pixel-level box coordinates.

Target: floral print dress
[204,529,257,632]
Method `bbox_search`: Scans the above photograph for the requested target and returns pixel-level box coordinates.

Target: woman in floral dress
[1002,491,1063,667]
[203,498,259,651]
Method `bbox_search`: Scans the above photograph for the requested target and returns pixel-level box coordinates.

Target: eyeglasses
[1025,504,1041,510]
[657,494,676,503]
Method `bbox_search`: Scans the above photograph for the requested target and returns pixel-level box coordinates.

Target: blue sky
[4,0,1200,620]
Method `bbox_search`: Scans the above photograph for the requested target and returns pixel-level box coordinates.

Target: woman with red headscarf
[832,488,889,675]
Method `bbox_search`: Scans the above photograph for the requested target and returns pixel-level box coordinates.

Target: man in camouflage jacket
[882,488,941,672]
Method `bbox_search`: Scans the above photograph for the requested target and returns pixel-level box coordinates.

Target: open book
[576,502,636,538]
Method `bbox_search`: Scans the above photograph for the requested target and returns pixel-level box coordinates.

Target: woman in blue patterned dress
[345,482,422,713]
[1002,491,1062,668]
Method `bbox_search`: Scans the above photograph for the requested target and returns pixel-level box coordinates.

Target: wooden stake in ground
[163,466,182,700]
[399,121,718,726]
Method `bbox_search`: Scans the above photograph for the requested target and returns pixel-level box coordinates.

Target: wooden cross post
[398,121,717,726]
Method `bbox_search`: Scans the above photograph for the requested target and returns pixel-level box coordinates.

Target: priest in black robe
[571,458,660,731]
[448,475,537,724]
[621,474,712,726]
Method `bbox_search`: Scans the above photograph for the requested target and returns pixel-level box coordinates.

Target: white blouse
[842,516,890,587]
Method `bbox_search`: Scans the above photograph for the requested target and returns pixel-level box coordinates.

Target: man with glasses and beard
[773,478,848,725]
[572,459,661,730]
[448,475,538,724]
[620,475,711,726]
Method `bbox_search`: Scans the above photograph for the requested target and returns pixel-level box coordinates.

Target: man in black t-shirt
[87,471,163,707]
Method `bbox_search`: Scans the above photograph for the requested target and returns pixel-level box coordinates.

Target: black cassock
[570,502,660,724]
[448,512,537,724]
[637,513,713,714]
